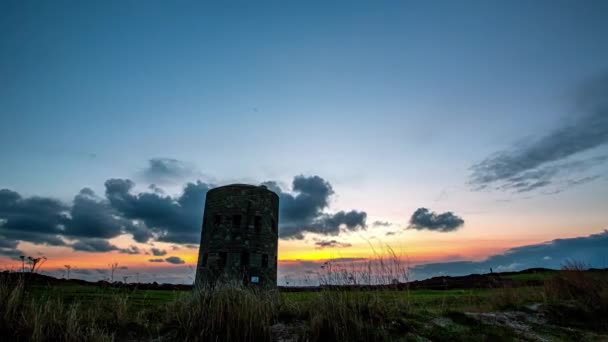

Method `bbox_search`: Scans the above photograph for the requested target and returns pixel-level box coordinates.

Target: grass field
[2,268,608,341]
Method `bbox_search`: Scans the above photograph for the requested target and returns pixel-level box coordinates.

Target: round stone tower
[194,184,279,287]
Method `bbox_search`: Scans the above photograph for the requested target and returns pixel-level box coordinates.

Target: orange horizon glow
[0,232,575,274]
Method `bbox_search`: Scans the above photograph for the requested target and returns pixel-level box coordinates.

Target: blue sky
[1,1,607,283]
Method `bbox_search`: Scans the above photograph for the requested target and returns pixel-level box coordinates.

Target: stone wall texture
[194,184,279,287]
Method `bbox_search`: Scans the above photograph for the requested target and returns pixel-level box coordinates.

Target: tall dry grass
[543,260,608,330]
[165,283,278,342]
[0,275,113,342]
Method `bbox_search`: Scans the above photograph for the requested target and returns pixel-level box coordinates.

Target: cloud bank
[0,168,370,257]
[410,230,608,279]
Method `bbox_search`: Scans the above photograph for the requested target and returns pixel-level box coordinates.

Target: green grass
[2,269,607,341]
[500,271,556,282]
[28,283,183,310]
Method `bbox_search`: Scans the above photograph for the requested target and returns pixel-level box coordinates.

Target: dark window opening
[219,252,227,268]
[202,253,208,266]
[240,252,250,267]
[261,254,269,268]
[214,214,222,226]
[254,216,262,233]
[232,215,242,228]
[271,219,277,234]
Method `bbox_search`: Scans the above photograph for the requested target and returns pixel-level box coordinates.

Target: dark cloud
[470,74,608,193]
[165,256,185,264]
[1,172,369,254]
[70,239,141,254]
[314,239,352,249]
[151,248,167,256]
[408,208,464,232]
[149,258,165,263]
[141,158,199,184]
[0,236,18,249]
[72,238,120,253]
[0,189,68,247]
[410,230,608,280]
[105,178,210,243]
[64,188,152,242]
[0,187,155,257]
[266,176,367,239]
[118,245,141,255]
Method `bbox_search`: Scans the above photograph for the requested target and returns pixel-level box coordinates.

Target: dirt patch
[465,310,548,341]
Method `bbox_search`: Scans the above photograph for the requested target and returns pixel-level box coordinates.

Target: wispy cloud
[470,74,608,193]
[140,158,200,185]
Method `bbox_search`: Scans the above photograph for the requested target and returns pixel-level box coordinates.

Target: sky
[1,0,607,285]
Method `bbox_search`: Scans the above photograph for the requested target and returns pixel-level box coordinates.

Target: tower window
[219,252,227,268]
[202,253,208,266]
[262,254,269,268]
[214,214,222,226]
[254,216,262,233]
[232,215,242,228]
[240,252,249,266]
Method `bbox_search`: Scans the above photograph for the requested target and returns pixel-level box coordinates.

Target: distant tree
[109,262,119,282]
[27,256,47,273]
[19,255,25,273]
[64,265,72,279]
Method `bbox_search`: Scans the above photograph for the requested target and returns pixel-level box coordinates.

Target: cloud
[410,230,608,280]
[0,189,68,246]
[0,171,369,255]
[69,238,141,255]
[470,74,608,193]
[165,256,185,264]
[105,178,210,243]
[71,238,121,252]
[141,158,199,184]
[372,221,391,227]
[64,188,153,243]
[314,239,352,249]
[408,208,464,232]
[151,248,167,256]
[149,258,165,263]
[266,176,367,239]
[118,245,141,255]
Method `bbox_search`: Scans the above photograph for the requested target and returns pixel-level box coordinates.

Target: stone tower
[194,184,279,287]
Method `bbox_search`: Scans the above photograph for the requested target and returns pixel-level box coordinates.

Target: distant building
[194,184,279,287]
